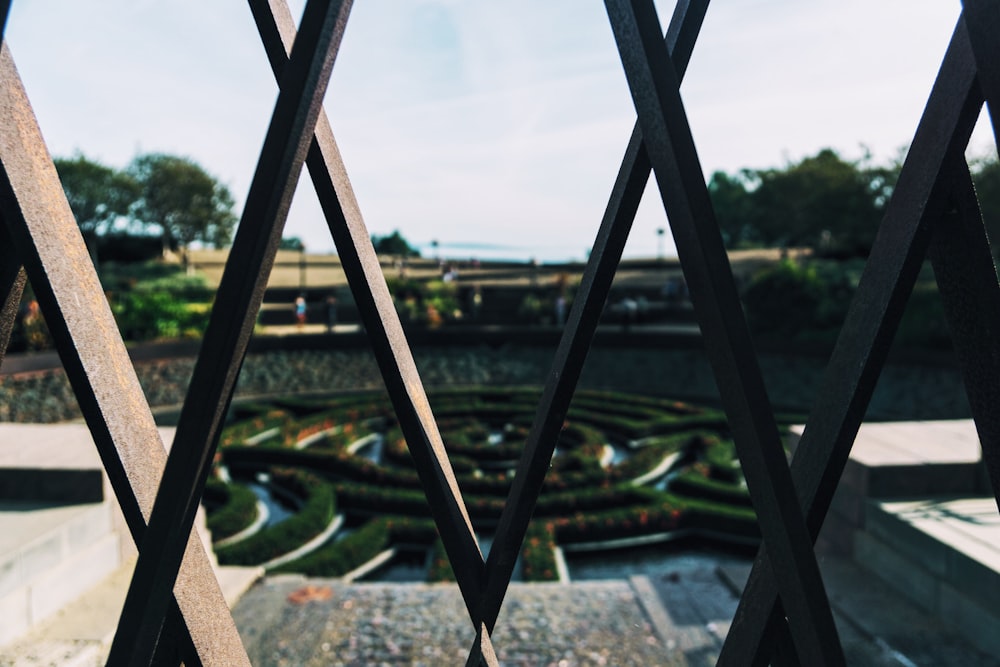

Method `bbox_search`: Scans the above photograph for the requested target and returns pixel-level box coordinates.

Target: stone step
[855,496,1000,657]
[0,502,120,647]
[0,554,263,665]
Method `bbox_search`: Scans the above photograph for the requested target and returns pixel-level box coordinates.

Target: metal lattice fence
[1,0,999,664]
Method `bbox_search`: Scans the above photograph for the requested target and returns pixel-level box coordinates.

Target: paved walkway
[230,550,998,666]
[234,578,682,666]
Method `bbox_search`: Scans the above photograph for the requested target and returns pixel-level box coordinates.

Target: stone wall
[0,337,971,423]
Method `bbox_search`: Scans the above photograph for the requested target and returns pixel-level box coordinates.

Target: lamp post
[656,227,666,261]
[299,243,307,292]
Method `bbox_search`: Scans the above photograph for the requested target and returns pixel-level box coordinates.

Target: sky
[5,0,996,262]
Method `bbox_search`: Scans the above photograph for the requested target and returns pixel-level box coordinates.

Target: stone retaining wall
[0,339,971,423]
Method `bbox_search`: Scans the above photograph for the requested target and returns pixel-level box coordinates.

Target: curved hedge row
[207,387,761,581]
[203,478,258,540]
[215,470,335,566]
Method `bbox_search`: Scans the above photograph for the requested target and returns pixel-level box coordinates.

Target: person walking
[294,295,307,330]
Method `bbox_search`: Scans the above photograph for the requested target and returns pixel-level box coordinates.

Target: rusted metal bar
[464,624,500,667]
[718,16,984,665]
[478,0,709,635]
[604,0,844,663]
[106,1,352,663]
[0,44,247,666]
[249,0,486,622]
[0,223,25,367]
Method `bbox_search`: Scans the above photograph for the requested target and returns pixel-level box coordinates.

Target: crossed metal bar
[605,0,846,663]
[1,0,999,663]
[105,1,354,662]
[717,3,1000,662]
[0,38,250,667]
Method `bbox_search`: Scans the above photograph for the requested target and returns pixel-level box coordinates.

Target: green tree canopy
[372,230,420,257]
[279,236,305,251]
[710,148,899,256]
[54,153,139,241]
[128,153,237,251]
[708,169,760,248]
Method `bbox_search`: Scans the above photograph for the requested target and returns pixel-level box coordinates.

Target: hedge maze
[204,388,761,582]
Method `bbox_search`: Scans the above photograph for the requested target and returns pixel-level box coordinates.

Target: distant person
[325,294,338,332]
[471,286,483,321]
[621,296,638,331]
[294,295,307,329]
[555,295,567,325]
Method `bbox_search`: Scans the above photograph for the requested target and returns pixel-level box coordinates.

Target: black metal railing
[1,1,999,664]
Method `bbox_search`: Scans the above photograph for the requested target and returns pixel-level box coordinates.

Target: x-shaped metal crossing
[1,0,999,664]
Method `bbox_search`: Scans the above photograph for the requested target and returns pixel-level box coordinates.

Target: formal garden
[202,386,772,583]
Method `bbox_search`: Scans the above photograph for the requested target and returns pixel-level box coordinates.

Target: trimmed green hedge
[215,470,335,566]
[669,471,752,508]
[204,479,258,541]
[427,538,456,582]
[208,386,765,579]
[521,521,559,582]
[273,516,438,578]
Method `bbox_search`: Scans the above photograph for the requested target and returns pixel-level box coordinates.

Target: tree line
[56,147,1000,264]
[54,152,237,261]
[709,147,1000,256]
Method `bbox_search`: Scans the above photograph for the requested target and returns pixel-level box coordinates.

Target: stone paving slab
[0,424,178,504]
[0,556,262,666]
[0,424,177,468]
[233,547,1000,666]
[828,420,980,467]
[792,420,987,505]
[233,577,683,666]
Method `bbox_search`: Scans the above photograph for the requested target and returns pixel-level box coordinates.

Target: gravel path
[232,577,684,666]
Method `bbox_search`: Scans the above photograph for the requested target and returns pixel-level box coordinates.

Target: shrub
[669,471,752,508]
[215,471,335,566]
[274,516,438,578]
[427,538,456,582]
[521,522,559,582]
[273,517,390,577]
[204,479,258,540]
[742,259,826,339]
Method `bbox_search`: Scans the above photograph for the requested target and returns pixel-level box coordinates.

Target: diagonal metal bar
[0,223,25,367]
[464,624,500,667]
[477,0,709,635]
[717,16,984,665]
[248,0,486,620]
[604,0,844,663]
[107,1,352,663]
[0,1,10,41]
[929,162,1000,508]
[963,0,1000,144]
[0,44,248,666]
[957,0,1000,509]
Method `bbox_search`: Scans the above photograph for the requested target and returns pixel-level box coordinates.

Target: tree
[708,169,759,249]
[279,236,305,251]
[372,230,420,257]
[54,153,139,260]
[128,153,237,252]
[708,148,896,256]
[750,149,883,255]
